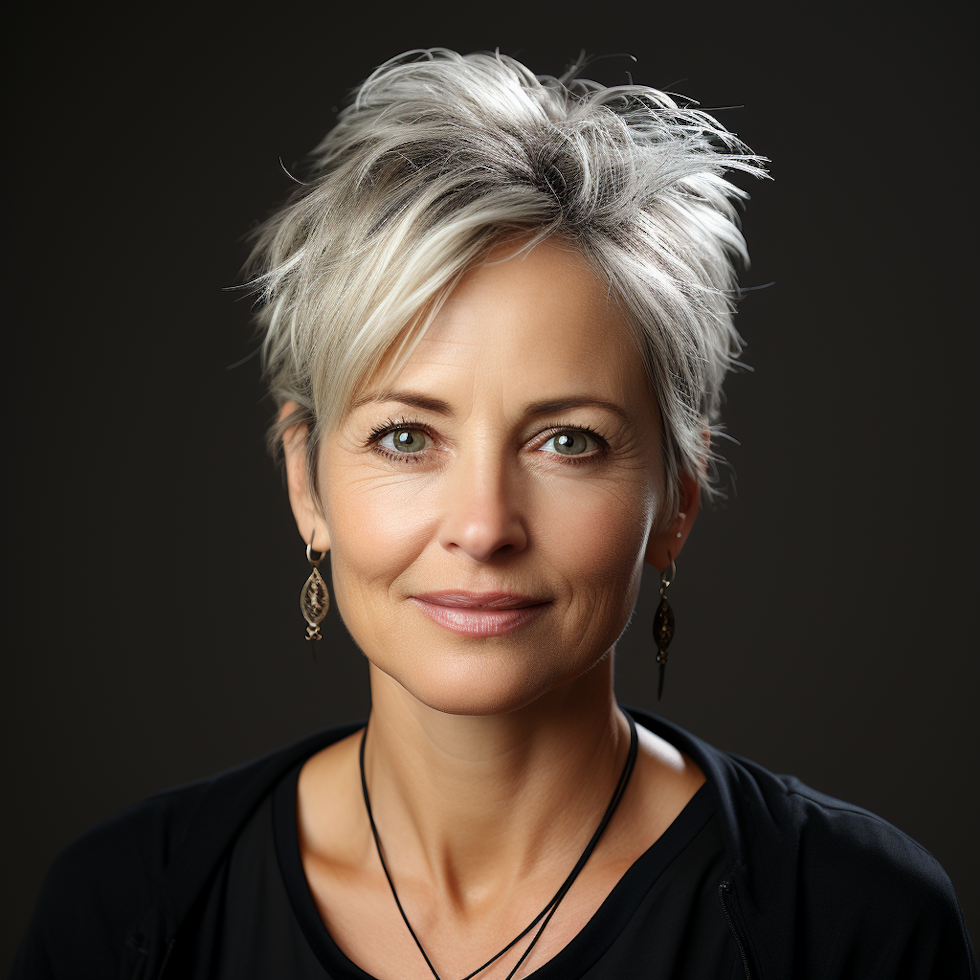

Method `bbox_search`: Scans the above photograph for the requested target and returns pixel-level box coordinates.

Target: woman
[14,49,975,980]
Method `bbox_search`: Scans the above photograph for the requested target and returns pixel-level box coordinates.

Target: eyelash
[368,417,433,465]
[366,417,607,465]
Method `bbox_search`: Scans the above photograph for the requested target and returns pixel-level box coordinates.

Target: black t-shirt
[196,758,740,979]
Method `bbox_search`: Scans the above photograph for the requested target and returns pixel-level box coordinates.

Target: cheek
[543,471,656,564]
[535,479,657,628]
[321,469,435,601]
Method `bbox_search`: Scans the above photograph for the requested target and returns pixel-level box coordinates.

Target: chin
[373,648,599,718]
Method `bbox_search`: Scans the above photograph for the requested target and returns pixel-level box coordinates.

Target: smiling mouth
[409,591,549,636]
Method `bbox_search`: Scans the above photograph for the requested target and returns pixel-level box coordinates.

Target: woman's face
[301,239,685,716]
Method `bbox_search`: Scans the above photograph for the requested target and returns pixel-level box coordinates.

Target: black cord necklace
[358,712,638,980]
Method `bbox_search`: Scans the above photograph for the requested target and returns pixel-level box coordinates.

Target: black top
[199,759,737,979]
[13,707,977,979]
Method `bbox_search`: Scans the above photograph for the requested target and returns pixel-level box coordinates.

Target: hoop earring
[300,530,330,641]
[653,553,676,700]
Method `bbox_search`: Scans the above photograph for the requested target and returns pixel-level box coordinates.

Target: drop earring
[300,529,330,641]
[653,553,676,700]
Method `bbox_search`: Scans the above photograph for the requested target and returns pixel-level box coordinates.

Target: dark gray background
[7,4,976,972]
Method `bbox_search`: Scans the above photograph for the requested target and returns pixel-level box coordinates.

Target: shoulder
[774,774,960,908]
[734,762,962,911]
[632,707,962,891]
[12,778,211,980]
[14,721,362,980]
[726,761,976,977]
[764,774,976,976]
[779,775,948,879]
[626,707,977,977]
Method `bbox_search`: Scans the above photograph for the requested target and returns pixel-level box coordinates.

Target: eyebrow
[349,390,635,426]
[526,396,635,426]
[348,391,453,415]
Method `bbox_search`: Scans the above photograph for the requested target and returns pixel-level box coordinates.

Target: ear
[279,401,330,553]
[644,466,700,572]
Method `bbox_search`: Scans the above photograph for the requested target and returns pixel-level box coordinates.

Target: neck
[362,657,630,911]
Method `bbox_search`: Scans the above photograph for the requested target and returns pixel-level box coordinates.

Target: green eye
[380,428,427,453]
[542,430,595,456]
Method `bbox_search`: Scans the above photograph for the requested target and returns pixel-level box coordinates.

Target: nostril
[440,511,528,563]
[438,464,528,561]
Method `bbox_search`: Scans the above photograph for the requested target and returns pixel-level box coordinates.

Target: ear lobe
[279,401,330,553]
[644,469,700,571]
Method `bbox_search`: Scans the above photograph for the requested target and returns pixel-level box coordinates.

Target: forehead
[374,239,651,409]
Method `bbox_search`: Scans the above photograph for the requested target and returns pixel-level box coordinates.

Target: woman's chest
[303,854,633,980]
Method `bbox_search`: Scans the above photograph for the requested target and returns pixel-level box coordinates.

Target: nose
[438,451,528,563]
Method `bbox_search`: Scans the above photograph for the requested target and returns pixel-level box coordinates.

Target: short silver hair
[244,48,768,519]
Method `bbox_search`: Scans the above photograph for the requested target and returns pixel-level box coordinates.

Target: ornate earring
[300,529,329,641]
[653,552,676,700]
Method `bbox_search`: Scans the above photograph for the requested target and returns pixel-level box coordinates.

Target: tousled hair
[244,48,768,519]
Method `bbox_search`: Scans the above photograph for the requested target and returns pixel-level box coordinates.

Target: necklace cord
[359,712,639,980]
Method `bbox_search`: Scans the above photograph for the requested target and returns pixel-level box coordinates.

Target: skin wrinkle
[281,238,703,979]
[297,236,685,712]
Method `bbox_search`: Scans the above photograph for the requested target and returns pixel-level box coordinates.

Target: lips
[414,591,542,608]
[409,591,549,636]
